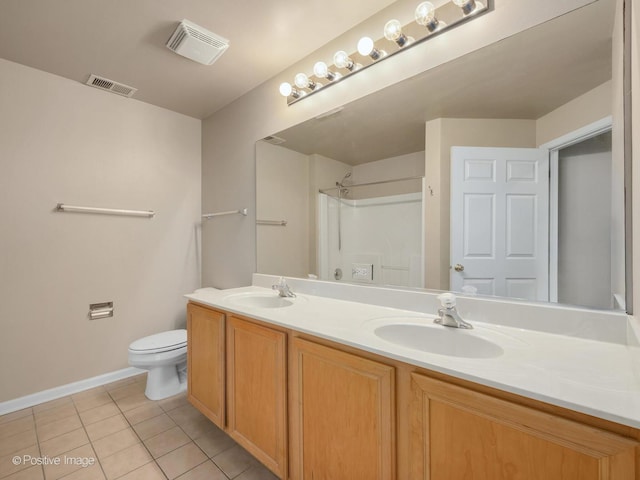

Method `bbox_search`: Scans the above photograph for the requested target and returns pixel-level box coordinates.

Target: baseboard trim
[0,367,146,415]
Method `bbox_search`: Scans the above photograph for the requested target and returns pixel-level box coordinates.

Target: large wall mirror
[256,0,630,312]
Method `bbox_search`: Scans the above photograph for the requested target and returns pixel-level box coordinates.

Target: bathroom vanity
[185,280,640,480]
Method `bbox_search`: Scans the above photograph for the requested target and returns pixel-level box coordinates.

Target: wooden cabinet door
[290,337,395,480]
[227,316,287,479]
[187,303,225,428]
[410,372,638,480]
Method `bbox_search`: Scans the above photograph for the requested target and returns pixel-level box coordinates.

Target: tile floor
[0,374,278,480]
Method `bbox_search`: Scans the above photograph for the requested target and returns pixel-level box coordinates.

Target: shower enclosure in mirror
[317,176,424,287]
[255,0,629,312]
[256,142,425,288]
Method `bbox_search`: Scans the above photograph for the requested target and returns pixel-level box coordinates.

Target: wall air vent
[263,135,286,145]
[166,19,229,65]
[85,74,137,98]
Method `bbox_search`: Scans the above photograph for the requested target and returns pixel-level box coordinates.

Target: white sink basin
[374,323,504,358]
[227,293,295,309]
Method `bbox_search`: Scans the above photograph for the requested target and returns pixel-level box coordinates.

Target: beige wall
[202,0,594,288]
[256,142,310,278]
[352,152,425,184]
[0,59,201,401]
[536,81,613,146]
[424,118,537,289]
[633,0,640,315]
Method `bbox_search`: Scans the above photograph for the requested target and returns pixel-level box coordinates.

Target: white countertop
[185,285,640,429]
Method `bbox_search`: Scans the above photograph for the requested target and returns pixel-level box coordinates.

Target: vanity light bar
[279,0,489,105]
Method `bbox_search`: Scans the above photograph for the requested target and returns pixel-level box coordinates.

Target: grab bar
[257,219,287,226]
[202,208,248,220]
[56,203,155,218]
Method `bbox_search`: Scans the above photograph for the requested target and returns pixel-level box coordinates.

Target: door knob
[454,264,465,272]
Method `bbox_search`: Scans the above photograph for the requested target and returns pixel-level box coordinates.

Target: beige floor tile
[156,443,207,480]
[158,394,189,414]
[177,418,215,441]
[132,414,176,441]
[56,462,105,480]
[122,403,163,426]
[103,378,137,393]
[36,415,82,443]
[234,465,279,480]
[108,383,145,402]
[39,428,89,458]
[165,406,204,427]
[144,426,191,459]
[71,387,106,401]
[0,416,35,440]
[32,398,72,414]
[3,465,44,480]
[174,460,226,480]
[84,415,128,442]
[34,404,77,427]
[42,443,96,480]
[113,461,165,480]
[192,427,235,458]
[78,403,120,426]
[99,443,152,480]
[0,409,33,426]
[72,393,112,414]
[0,428,37,457]
[133,373,148,383]
[0,444,40,478]
[212,445,258,479]
[114,393,153,413]
[91,428,140,460]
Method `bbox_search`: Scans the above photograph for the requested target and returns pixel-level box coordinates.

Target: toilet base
[144,361,187,400]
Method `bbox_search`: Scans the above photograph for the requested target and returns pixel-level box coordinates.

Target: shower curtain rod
[318,175,424,194]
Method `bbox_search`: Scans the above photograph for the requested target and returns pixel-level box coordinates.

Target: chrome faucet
[272,277,296,298]
[434,293,472,329]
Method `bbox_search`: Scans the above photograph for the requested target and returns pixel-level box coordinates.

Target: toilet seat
[128,329,187,354]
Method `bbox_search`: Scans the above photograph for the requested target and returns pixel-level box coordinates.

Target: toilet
[128,329,188,400]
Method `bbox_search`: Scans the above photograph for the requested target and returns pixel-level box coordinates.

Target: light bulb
[383,19,402,42]
[415,2,442,32]
[333,51,361,72]
[293,73,320,90]
[279,82,292,97]
[357,37,374,56]
[294,73,309,89]
[313,61,340,81]
[313,62,328,78]
[453,0,481,15]
[383,19,412,47]
[357,37,386,60]
[279,82,301,99]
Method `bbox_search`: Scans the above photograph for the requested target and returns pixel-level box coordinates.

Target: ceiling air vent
[166,19,229,65]
[85,74,137,98]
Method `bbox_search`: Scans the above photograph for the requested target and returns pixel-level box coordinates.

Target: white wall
[557,133,613,308]
[0,59,201,401]
[202,0,594,288]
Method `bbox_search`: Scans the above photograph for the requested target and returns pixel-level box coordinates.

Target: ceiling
[273,0,615,165]
[0,0,397,119]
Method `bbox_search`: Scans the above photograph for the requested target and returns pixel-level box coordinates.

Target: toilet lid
[129,329,187,354]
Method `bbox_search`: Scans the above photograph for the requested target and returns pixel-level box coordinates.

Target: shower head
[337,171,352,188]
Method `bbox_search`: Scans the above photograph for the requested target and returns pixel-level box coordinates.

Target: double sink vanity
[185,275,640,479]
